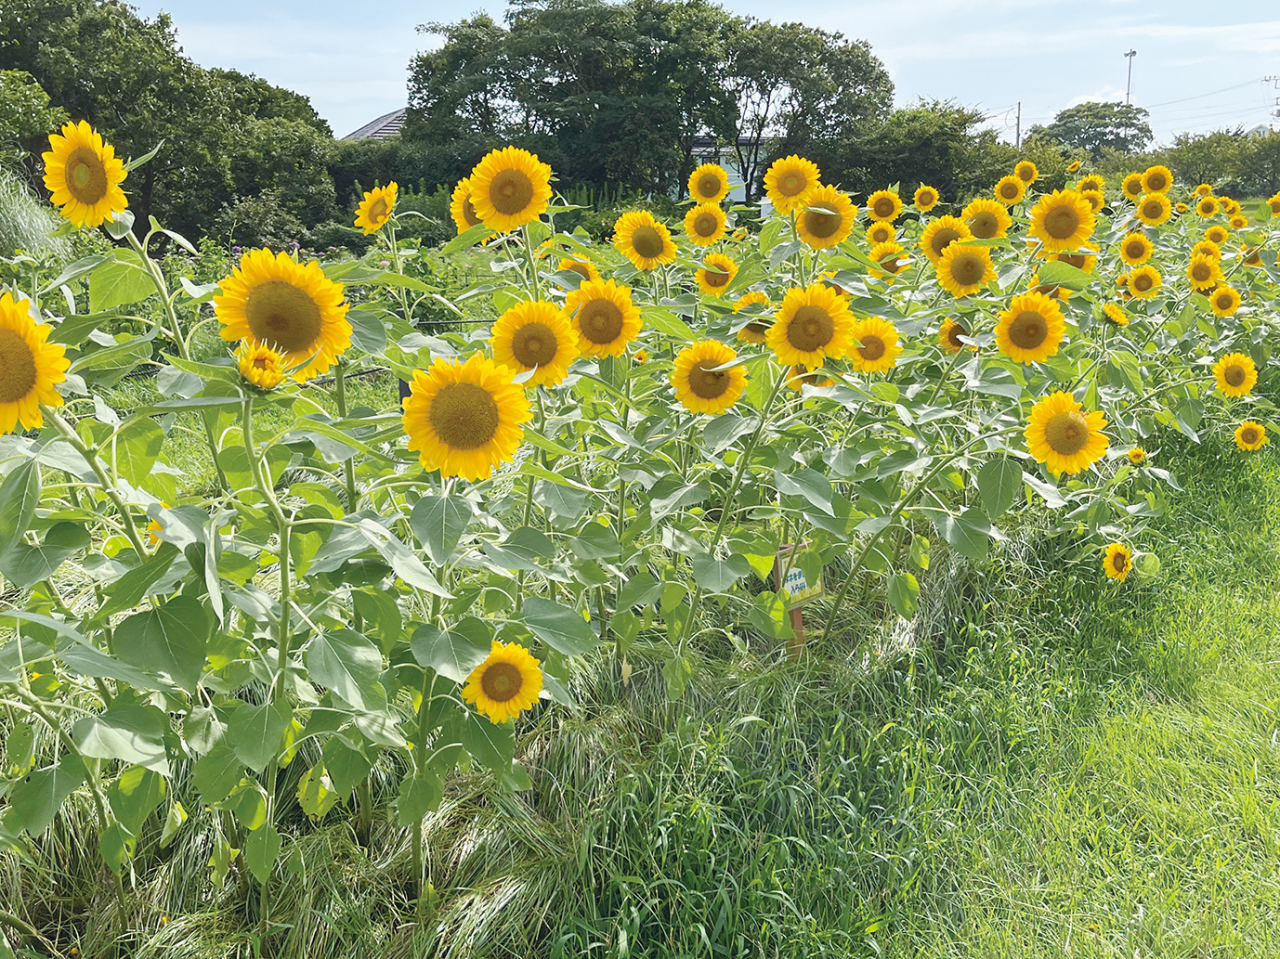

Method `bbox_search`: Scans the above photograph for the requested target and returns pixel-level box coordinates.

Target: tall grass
[0,166,70,258]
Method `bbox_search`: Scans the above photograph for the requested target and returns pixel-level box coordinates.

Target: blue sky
[134,0,1280,143]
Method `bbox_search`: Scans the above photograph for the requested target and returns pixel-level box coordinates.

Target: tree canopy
[1028,101,1153,157]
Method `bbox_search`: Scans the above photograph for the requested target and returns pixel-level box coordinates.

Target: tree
[1149,129,1246,189]
[0,70,68,165]
[1030,101,1152,157]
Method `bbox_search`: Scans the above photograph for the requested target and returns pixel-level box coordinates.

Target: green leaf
[347,309,387,354]
[441,221,491,253]
[483,526,555,572]
[245,824,282,884]
[39,253,110,294]
[100,821,135,875]
[0,458,40,555]
[704,413,758,454]
[320,737,374,800]
[160,800,187,847]
[89,250,154,312]
[533,480,589,523]
[409,495,473,565]
[112,416,165,486]
[9,755,86,835]
[113,595,210,692]
[96,543,178,620]
[934,508,993,562]
[395,772,442,826]
[193,743,245,805]
[73,705,170,775]
[977,458,1022,519]
[224,778,268,831]
[357,519,452,596]
[747,591,795,641]
[0,521,90,587]
[297,764,340,822]
[523,597,598,657]
[108,765,166,836]
[774,467,834,515]
[226,701,293,773]
[570,522,620,562]
[641,307,694,343]
[461,710,516,772]
[306,629,385,712]
[1035,260,1094,291]
[887,571,920,619]
[410,617,492,683]
[690,552,751,593]
[618,570,663,609]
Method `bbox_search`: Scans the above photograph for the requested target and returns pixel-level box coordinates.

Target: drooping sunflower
[695,253,738,297]
[215,248,351,381]
[994,176,1026,206]
[919,216,973,264]
[41,120,128,228]
[764,156,821,214]
[866,189,903,223]
[1118,231,1153,266]
[1240,245,1263,267]
[354,182,397,235]
[1205,224,1230,245]
[848,316,902,374]
[1195,195,1219,218]
[468,146,553,233]
[684,202,727,246]
[1127,264,1162,299]
[733,291,771,345]
[1220,196,1242,216]
[450,178,484,235]
[914,185,940,212]
[768,283,854,367]
[237,341,284,390]
[1193,239,1222,260]
[785,364,835,390]
[962,198,1012,239]
[0,292,70,433]
[1230,214,1248,230]
[1135,192,1172,226]
[462,641,543,724]
[1052,251,1097,273]
[1121,173,1144,201]
[556,257,600,283]
[1142,165,1173,194]
[1194,183,1214,197]
[633,349,650,365]
[795,185,856,249]
[995,292,1066,364]
[614,211,677,271]
[1067,160,1082,173]
[1025,391,1109,475]
[1015,160,1039,184]
[564,278,643,358]
[688,163,730,204]
[1077,174,1105,194]
[938,317,975,354]
[865,221,896,246]
[1213,352,1257,397]
[1234,420,1268,451]
[490,300,578,388]
[868,241,910,279]
[937,244,995,298]
[402,354,532,481]
[1186,253,1223,292]
[1211,285,1241,317]
[671,340,748,415]
[1028,190,1095,252]
[1080,190,1105,214]
[1102,303,1130,327]
[1102,543,1133,582]
[1128,447,1147,465]
[1028,271,1071,303]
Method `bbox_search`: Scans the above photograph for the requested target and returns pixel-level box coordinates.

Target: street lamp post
[1125,49,1137,104]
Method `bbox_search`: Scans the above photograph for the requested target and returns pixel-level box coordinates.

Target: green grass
[5,440,1280,958]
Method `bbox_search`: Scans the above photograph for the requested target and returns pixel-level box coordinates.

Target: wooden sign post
[773,542,823,660]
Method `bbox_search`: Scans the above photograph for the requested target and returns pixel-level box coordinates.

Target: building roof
[343,108,407,141]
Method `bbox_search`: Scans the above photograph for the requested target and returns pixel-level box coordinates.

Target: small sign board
[773,542,823,611]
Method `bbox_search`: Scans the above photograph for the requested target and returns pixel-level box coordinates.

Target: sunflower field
[2,119,1280,957]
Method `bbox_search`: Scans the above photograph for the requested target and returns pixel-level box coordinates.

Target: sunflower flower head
[695,253,738,297]
[767,283,854,367]
[614,211,677,270]
[795,184,856,249]
[1103,543,1133,582]
[848,316,902,374]
[962,198,1012,239]
[996,292,1066,364]
[1127,447,1147,465]
[1015,161,1039,185]
[1211,285,1241,317]
[938,317,975,354]
[490,300,578,388]
[865,221,896,246]
[1029,189,1095,252]
[0,292,70,433]
[1025,391,1109,475]
[450,178,484,235]
[764,156,821,214]
[468,147,553,233]
[994,175,1026,206]
[914,185,939,212]
[688,163,730,204]
[237,341,285,390]
[41,120,128,228]
[866,189,903,223]
[936,244,995,298]
[1213,352,1257,397]
[671,340,748,415]
[354,182,397,235]
[565,278,643,357]
[462,641,543,723]
[684,202,727,246]
[1235,420,1268,451]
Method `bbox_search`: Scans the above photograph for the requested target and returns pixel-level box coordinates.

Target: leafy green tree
[1235,129,1280,197]
[1148,129,1245,189]
[1029,101,1152,157]
[0,69,68,164]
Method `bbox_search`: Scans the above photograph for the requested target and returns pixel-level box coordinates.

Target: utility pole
[1015,102,1021,147]
[1124,49,1137,104]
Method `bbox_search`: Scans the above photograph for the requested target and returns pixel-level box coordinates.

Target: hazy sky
[133,0,1280,143]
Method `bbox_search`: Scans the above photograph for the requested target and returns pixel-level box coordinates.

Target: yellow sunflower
[938,317,975,354]
[41,120,128,228]
[1240,245,1263,267]
[937,244,995,298]
[462,641,543,723]
[1186,253,1222,292]
[450,178,484,235]
[1052,251,1096,273]
[1128,447,1147,465]
[1230,214,1248,230]
[237,341,284,390]
[1080,190,1105,214]
[866,189,903,223]
[1234,420,1268,451]
[1205,225,1230,245]
[1128,264,1162,299]
[1015,160,1039,184]
[795,185,856,249]
[734,290,770,313]
[1067,160,1082,173]
[1025,391,1109,475]
[785,364,835,390]
[767,283,854,367]
[490,300,578,388]
[1028,190,1095,252]
[1102,543,1133,582]
[1119,231,1153,266]
[1121,173,1144,201]
[215,248,351,381]
[962,198,1012,239]
[354,182,397,235]
[1077,174,1105,193]
[402,354,532,481]
[1142,165,1173,194]
[919,216,973,264]
[995,292,1066,364]
[1268,191,1280,215]
[1135,192,1172,226]
[557,257,600,283]
[1213,352,1257,397]
[994,175,1026,206]
[688,163,730,204]
[868,241,910,278]
[865,221,896,245]
[0,292,70,432]
[613,211,677,271]
[1028,271,1071,303]
[633,349,650,365]
[565,278,643,358]
[1195,196,1219,218]
[1176,201,1188,213]
[468,147,553,233]
[1193,242,1222,263]
[1220,197,1241,216]
[671,340,748,415]
[695,253,738,297]
[764,156,821,214]
[1194,183,1214,197]
[684,202,727,246]
[914,185,940,212]
[1211,285,1241,317]
[848,316,902,374]
[1102,303,1130,327]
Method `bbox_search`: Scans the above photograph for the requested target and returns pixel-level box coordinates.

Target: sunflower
[1077,174,1105,193]
[914,185,940,212]
[1268,191,1280,215]
[671,340,748,415]
[1029,271,1071,302]
[41,120,128,228]
[1127,265,1162,299]
[958,199,1008,240]
[937,317,973,355]
[1194,183,1214,197]
[354,182,397,235]
[1192,239,1222,260]
[1186,253,1222,292]
[995,292,1066,364]
[1080,190,1105,214]
[919,216,973,264]
[468,147,553,233]
[1142,165,1173,194]
[1205,224,1230,245]
[147,502,170,546]
[864,189,902,223]
[1025,391,1109,475]
[865,221,897,245]
[936,245,995,298]
[402,354,531,481]
[450,178,483,235]
[848,316,902,374]
[1194,196,1219,218]
[868,241,910,278]
[215,248,351,381]
[614,211,677,270]
[733,292,771,343]
[1210,285,1241,317]
[1028,190,1094,252]
[1120,173,1144,201]
[237,341,284,390]
[1135,193,1171,226]
[1067,160,1082,173]
[795,185,856,249]
[1113,232,1150,267]
[734,290,770,313]
[1052,251,1096,273]
[462,641,543,723]
[1128,447,1147,465]
[1241,245,1263,267]
[994,175,1026,206]
[1102,303,1130,327]
[688,163,730,204]
[768,283,854,367]
[1230,214,1248,230]
[695,253,738,297]
[785,364,835,390]
[633,349,650,365]
[490,300,578,388]
[565,278,643,358]
[683,202,727,246]
[556,257,600,283]
[1015,160,1039,184]
[1234,420,1268,451]
[1214,353,1257,397]
[1175,201,1188,213]
[0,292,70,433]
[1221,197,1241,216]
[1103,543,1133,582]
[764,156,821,214]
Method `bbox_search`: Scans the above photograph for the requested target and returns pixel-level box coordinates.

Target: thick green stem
[47,411,148,557]
[334,358,359,512]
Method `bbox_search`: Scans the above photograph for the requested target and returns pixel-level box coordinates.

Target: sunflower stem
[333,357,359,512]
[520,224,542,299]
[46,410,148,557]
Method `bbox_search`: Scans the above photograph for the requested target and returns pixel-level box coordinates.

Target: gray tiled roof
[342,108,407,141]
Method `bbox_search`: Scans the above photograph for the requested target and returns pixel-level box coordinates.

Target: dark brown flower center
[873,197,896,218]
[488,169,535,216]
[563,261,592,280]
[999,182,1019,199]
[1043,206,1080,239]
[1132,273,1154,293]
[929,227,962,258]
[429,381,500,450]
[1125,238,1146,259]
[949,251,985,286]
[947,323,967,349]
[480,661,523,702]
[1191,262,1212,282]
[246,281,323,354]
[1008,311,1048,350]
[858,334,886,361]
[1018,166,1035,183]
[510,321,560,368]
[1113,552,1129,572]
[779,172,807,197]
[702,264,731,288]
[629,225,665,260]
[1142,199,1163,219]
[1045,410,1090,455]
[65,146,108,205]
[578,298,624,344]
[1241,427,1259,444]
[969,212,998,238]
[803,205,842,239]
[367,198,389,223]
[1058,253,1090,269]
[688,360,730,399]
[0,328,38,404]
[1224,364,1247,387]
[462,196,481,226]
[1147,172,1168,191]
[1216,292,1234,309]
[693,212,720,237]
[787,306,834,353]
[697,173,722,198]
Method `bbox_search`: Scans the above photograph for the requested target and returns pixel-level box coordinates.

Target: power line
[1142,79,1261,109]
